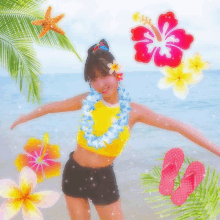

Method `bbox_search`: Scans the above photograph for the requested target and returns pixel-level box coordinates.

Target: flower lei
[79,85,131,149]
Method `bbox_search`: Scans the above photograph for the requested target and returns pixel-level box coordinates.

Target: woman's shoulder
[129,101,142,119]
[129,101,151,121]
[130,101,152,111]
[130,101,141,110]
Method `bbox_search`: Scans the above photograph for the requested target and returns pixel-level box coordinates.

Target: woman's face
[90,70,118,97]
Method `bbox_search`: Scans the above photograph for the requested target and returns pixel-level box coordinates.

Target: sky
[1,0,220,76]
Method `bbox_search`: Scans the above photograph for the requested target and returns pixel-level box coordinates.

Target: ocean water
[1,70,220,219]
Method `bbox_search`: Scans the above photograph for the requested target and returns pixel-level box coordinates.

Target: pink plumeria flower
[131,11,194,68]
[0,166,60,220]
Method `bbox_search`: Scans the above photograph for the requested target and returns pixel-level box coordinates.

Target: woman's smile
[102,86,109,93]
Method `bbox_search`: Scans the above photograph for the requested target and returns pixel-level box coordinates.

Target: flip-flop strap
[183,171,196,190]
[161,158,178,180]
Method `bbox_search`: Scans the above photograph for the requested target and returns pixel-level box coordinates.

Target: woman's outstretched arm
[10,92,89,130]
[135,103,220,157]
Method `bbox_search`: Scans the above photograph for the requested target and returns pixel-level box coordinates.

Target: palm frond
[0,27,42,104]
[140,154,220,220]
[0,0,83,104]
[0,0,82,62]
[0,0,46,9]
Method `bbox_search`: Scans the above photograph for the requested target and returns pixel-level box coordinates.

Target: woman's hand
[11,114,26,130]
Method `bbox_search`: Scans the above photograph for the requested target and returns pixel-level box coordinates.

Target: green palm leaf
[140,154,220,220]
[0,0,82,104]
[0,28,42,103]
[0,0,82,59]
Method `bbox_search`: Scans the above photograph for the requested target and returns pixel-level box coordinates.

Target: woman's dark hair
[84,39,115,85]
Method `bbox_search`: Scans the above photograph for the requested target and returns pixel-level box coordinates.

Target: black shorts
[62,151,120,205]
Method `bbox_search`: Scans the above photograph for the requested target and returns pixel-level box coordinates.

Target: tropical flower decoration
[0,166,60,220]
[31,6,65,38]
[15,133,61,183]
[116,73,123,81]
[185,53,210,81]
[157,53,210,100]
[131,11,194,68]
[157,62,198,100]
[107,60,122,74]
[107,60,124,81]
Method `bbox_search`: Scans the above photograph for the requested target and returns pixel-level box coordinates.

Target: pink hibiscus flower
[14,133,61,183]
[131,11,194,68]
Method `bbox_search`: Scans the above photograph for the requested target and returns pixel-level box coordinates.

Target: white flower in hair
[107,60,121,74]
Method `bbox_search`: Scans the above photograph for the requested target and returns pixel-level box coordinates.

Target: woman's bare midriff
[72,144,116,168]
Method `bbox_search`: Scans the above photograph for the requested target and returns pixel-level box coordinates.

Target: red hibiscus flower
[116,73,123,81]
[131,11,194,68]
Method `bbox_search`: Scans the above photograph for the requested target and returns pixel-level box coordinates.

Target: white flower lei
[79,85,131,149]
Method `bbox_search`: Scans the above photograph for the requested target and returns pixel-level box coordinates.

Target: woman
[11,39,220,220]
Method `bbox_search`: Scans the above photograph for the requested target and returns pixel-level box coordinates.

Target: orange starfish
[31,6,65,38]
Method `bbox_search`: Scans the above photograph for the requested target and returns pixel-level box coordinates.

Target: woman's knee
[64,195,91,220]
[94,198,125,220]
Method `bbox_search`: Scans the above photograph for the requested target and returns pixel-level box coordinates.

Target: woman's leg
[64,195,91,220]
[62,152,92,219]
[89,165,124,219]
[94,198,125,220]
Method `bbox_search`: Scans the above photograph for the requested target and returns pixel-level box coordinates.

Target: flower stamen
[133,12,162,42]
[38,133,49,162]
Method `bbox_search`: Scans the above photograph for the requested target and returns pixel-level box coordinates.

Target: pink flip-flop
[159,148,184,196]
[171,161,205,206]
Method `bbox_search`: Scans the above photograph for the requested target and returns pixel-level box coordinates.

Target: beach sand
[1,126,220,219]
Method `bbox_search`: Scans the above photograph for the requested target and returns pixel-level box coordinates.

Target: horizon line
[0,69,219,77]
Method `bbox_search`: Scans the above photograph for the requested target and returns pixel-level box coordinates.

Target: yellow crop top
[77,99,130,157]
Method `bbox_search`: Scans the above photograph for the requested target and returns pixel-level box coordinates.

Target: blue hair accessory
[93,41,108,52]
